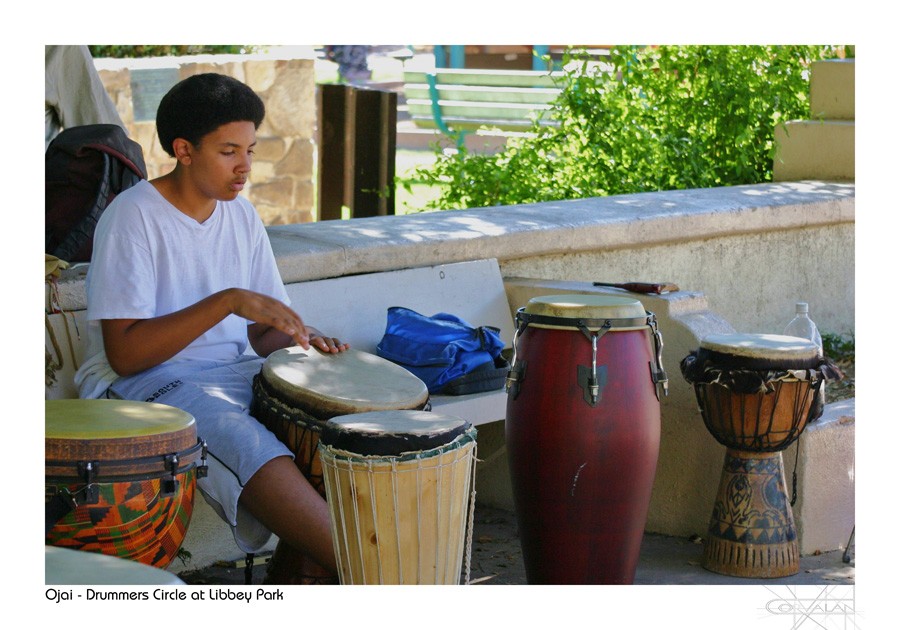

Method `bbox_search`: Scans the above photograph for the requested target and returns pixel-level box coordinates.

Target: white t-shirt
[75,180,289,398]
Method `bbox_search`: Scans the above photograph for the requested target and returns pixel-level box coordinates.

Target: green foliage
[822,332,854,362]
[88,45,263,58]
[410,45,847,211]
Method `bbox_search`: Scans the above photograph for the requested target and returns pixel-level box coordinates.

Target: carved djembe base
[703,450,798,578]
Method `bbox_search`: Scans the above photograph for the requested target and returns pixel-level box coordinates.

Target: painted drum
[250,347,429,584]
[505,294,666,584]
[45,399,206,569]
[319,410,477,584]
[680,333,839,578]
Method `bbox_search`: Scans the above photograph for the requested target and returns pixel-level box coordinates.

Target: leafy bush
[408,45,847,210]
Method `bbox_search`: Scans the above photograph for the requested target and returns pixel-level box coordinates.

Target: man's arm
[102,288,311,376]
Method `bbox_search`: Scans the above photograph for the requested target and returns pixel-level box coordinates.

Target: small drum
[680,333,841,578]
[46,545,186,585]
[250,347,430,583]
[505,294,667,584]
[45,399,207,569]
[318,410,477,584]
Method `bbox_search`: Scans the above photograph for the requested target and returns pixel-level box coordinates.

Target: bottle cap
[795,302,809,314]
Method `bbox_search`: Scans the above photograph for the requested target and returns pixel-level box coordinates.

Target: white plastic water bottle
[784,302,825,408]
[783,302,823,351]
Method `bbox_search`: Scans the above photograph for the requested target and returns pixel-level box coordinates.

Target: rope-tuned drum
[681,333,842,578]
[250,347,429,583]
[319,410,478,584]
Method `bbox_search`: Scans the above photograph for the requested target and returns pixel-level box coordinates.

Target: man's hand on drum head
[308,327,350,354]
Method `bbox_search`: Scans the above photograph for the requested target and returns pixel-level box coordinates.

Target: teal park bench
[403,67,565,139]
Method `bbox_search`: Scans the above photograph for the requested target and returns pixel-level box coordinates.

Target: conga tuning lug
[578,364,608,407]
[506,361,527,399]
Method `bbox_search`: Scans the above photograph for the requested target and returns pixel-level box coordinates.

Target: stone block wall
[95,53,317,225]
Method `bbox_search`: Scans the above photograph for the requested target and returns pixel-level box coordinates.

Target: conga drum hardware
[506,294,664,584]
[45,399,205,569]
[506,306,669,404]
[680,333,843,578]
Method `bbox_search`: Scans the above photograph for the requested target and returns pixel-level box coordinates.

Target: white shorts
[107,355,293,553]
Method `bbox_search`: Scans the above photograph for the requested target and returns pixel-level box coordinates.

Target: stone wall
[95,52,317,225]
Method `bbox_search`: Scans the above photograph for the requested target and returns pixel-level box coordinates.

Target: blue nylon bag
[376,306,505,393]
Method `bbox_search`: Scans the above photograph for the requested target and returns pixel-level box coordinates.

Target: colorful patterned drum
[319,410,477,584]
[251,347,429,583]
[45,399,206,569]
[681,333,841,578]
[505,294,667,584]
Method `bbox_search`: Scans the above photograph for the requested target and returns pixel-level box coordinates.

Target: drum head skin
[699,333,821,368]
[522,294,647,330]
[46,399,195,439]
[321,410,472,456]
[261,347,429,416]
[45,546,186,585]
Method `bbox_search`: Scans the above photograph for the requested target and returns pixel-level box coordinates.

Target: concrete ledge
[267,181,854,284]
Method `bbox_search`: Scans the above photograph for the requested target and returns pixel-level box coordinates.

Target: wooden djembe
[680,333,841,578]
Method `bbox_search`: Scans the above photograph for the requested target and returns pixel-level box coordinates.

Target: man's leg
[239,455,337,575]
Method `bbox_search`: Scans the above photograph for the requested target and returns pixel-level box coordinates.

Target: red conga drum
[45,399,207,569]
[251,347,429,584]
[505,294,668,584]
[680,333,841,578]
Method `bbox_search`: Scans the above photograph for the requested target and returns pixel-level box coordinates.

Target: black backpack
[45,124,147,263]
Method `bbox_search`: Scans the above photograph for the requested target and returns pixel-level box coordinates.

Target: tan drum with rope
[319,410,477,584]
[250,347,430,583]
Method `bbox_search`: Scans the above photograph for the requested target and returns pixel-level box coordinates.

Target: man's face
[185,120,257,202]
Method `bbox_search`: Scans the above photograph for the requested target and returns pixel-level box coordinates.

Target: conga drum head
[260,347,430,417]
[319,410,477,584]
[520,294,648,330]
[45,400,202,568]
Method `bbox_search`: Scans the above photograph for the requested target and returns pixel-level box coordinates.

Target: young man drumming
[75,73,347,578]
